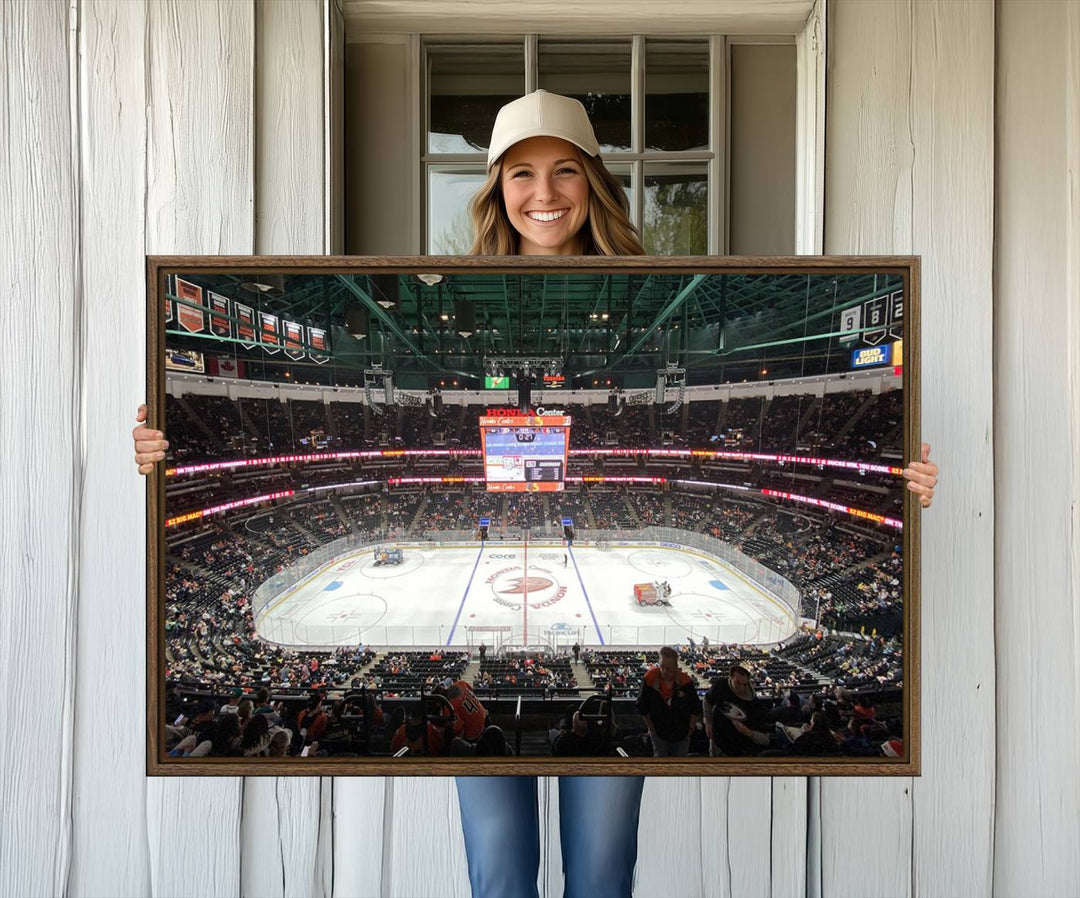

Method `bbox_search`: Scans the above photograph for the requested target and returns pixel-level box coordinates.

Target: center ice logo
[486,566,567,611]
[500,576,554,594]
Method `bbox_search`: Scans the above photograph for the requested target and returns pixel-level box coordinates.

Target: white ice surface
[255,542,797,649]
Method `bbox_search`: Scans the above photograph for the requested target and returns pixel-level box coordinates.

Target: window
[423,36,771,256]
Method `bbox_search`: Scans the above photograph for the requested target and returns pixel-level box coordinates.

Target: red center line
[522,535,528,646]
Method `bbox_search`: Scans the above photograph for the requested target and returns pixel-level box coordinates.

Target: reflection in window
[643,163,708,255]
[428,168,487,254]
[604,164,634,217]
[645,40,710,152]
[538,41,632,153]
[428,44,525,154]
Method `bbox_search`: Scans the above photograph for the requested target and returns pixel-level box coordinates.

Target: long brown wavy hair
[468,149,645,256]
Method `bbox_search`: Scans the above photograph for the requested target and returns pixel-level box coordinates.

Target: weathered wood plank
[994,2,1080,894]
[241,3,329,895]
[825,3,996,897]
[241,779,326,898]
[331,778,386,897]
[637,776,707,897]
[771,777,808,897]
[0,1,78,894]
[823,5,915,890]
[907,3,995,896]
[70,1,152,894]
[255,0,325,255]
[695,778,775,898]
[383,777,471,898]
[144,2,255,894]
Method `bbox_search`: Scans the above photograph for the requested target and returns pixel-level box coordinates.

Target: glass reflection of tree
[644,178,707,255]
[436,213,474,256]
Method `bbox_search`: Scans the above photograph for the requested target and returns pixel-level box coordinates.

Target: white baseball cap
[486,90,601,169]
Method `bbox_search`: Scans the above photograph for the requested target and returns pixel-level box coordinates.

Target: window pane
[428,167,487,254]
[604,163,634,222]
[538,40,631,153]
[645,40,709,152]
[428,44,524,154]
[643,163,708,255]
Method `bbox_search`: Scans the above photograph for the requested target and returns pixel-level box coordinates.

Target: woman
[133,90,939,898]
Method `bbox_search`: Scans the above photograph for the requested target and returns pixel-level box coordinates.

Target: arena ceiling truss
[166,270,904,388]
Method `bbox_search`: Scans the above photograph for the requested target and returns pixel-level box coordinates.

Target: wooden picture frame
[147,255,920,776]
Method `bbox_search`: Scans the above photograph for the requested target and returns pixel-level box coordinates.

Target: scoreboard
[479,413,571,492]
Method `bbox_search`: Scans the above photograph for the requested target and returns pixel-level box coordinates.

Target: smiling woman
[500,137,591,255]
[467,90,644,256]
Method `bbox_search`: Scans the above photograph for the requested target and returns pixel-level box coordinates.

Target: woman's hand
[903,442,938,508]
[133,403,168,475]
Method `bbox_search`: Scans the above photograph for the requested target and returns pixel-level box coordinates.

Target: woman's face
[499,136,590,255]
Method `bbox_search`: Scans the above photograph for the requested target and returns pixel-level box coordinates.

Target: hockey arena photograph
[147,257,919,775]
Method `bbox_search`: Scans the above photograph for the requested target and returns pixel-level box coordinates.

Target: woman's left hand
[903,442,938,509]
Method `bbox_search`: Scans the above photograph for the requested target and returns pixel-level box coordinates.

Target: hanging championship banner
[838,305,861,344]
[284,320,305,360]
[888,289,904,340]
[308,326,329,364]
[165,274,175,324]
[209,292,231,338]
[175,278,206,334]
[260,311,281,353]
[235,301,256,348]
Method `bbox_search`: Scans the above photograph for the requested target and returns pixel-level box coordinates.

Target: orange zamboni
[634,580,672,606]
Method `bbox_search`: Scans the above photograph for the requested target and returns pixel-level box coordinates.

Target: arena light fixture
[239,273,285,295]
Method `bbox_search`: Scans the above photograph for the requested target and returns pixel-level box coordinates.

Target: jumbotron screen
[478,413,571,492]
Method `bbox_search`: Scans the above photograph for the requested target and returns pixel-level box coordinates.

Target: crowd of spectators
[474,654,577,695]
[166,386,904,469]
[160,383,911,760]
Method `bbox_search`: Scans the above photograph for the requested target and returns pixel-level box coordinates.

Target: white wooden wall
[1,1,1076,896]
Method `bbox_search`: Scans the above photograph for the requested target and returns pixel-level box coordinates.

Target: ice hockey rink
[255,540,799,650]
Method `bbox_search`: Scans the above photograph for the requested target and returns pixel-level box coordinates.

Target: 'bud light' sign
[851,343,892,369]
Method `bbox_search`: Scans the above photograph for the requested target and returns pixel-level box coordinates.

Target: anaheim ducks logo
[499,576,554,595]
[486,566,567,611]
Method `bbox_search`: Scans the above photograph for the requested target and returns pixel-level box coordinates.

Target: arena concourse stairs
[176,395,222,451]
[833,392,877,443]
[461,658,482,685]
[569,659,595,690]
[328,495,353,532]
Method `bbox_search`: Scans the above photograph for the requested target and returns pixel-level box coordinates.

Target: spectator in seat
[768,690,808,727]
[240,713,272,756]
[793,712,841,756]
[552,710,608,757]
[220,686,243,715]
[434,678,488,742]
[296,692,328,743]
[391,704,446,756]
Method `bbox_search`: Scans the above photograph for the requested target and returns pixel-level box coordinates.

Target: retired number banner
[235,302,256,348]
[284,320,305,360]
[260,311,280,353]
[209,292,231,339]
[308,326,329,364]
[175,278,206,334]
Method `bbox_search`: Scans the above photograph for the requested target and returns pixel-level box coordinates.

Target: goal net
[465,625,512,655]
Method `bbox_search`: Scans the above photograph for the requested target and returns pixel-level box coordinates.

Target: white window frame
[412,0,825,257]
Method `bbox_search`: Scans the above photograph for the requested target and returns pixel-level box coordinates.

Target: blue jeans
[455,776,646,898]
